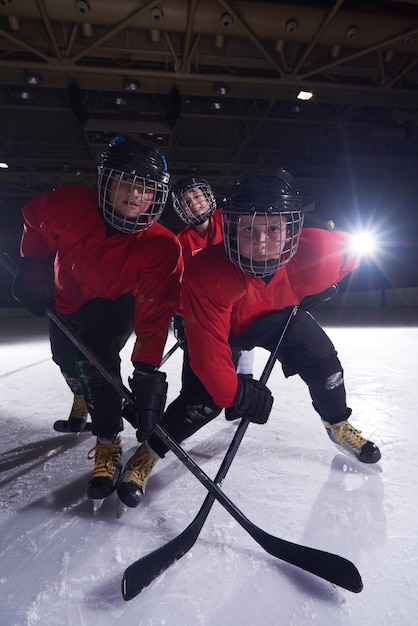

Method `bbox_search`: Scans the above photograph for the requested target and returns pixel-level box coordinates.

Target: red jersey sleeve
[288,228,361,299]
[131,230,183,367]
[182,245,246,408]
[20,195,59,259]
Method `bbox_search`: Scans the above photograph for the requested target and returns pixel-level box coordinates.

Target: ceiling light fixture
[150,7,163,22]
[214,83,229,95]
[220,13,233,28]
[23,70,41,85]
[0,162,9,169]
[18,90,34,101]
[297,90,313,101]
[123,79,139,92]
[346,25,358,40]
[286,19,298,34]
[75,0,90,15]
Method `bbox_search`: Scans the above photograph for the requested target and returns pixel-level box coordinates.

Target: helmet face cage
[98,168,169,234]
[171,177,217,225]
[97,135,170,234]
[223,209,304,277]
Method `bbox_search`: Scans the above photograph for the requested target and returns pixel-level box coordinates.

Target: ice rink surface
[0,307,417,626]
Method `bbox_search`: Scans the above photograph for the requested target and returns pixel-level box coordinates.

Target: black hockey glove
[12,257,55,317]
[128,367,168,441]
[225,374,273,424]
[300,284,339,312]
[171,314,186,349]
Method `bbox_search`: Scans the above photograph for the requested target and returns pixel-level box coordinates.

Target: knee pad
[298,354,344,387]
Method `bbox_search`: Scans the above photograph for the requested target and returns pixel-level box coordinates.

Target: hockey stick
[160,340,179,366]
[122,306,297,598]
[0,253,362,595]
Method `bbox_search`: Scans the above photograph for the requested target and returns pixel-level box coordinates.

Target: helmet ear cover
[97,135,170,233]
[171,176,217,225]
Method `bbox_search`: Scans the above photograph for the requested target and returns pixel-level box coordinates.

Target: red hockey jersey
[20,185,183,367]
[176,208,224,315]
[182,228,360,408]
[177,209,224,265]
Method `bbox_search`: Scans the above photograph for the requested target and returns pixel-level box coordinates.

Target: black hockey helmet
[223,169,311,277]
[97,134,170,233]
[171,175,217,225]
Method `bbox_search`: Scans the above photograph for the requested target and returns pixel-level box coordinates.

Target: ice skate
[87,438,123,513]
[53,394,91,433]
[323,420,381,463]
[116,443,159,513]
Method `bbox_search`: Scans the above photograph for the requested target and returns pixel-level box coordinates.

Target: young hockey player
[11,134,183,510]
[123,168,381,507]
[171,175,254,374]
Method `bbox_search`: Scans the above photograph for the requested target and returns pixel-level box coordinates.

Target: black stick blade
[122,501,211,601]
[122,526,196,601]
[256,530,363,593]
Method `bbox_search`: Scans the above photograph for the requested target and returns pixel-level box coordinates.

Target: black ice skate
[323,420,381,463]
[116,443,159,517]
[54,394,92,433]
[87,438,123,513]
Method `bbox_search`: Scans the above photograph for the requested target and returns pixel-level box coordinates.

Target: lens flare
[351,230,377,255]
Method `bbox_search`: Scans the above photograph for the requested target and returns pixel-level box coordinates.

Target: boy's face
[109,174,155,219]
[237,215,287,261]
[180,187,210,219]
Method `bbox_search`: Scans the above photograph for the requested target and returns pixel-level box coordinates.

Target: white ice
[0,307,417,626]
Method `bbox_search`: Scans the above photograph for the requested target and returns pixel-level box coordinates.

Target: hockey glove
[12,257,55,317]
[171,314,186,349]
[128,368,168,441]
[300,284,339,312]
[225,374,273,424]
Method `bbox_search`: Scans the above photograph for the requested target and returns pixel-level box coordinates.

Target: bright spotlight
[350,230,378,256]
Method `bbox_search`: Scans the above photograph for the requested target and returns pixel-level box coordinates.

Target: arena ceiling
[1,0,418,208]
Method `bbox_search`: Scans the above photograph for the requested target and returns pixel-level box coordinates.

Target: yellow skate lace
[126,451,157,488]
[87,442,121,479]
[69,395,88,421]
[332,422,368,449]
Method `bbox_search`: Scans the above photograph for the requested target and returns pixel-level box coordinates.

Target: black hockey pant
[49,294,135,439]
[148,307,350,458]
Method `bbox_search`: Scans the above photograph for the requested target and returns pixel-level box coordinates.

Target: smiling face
[108,174,155,219]
[237,214,288,261]
[179,187,211,221]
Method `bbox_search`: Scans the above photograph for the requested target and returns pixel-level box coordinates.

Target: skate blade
[92,498,105,515]
[116,498,128,519]
[331,443,382,472]
[53,420,92,434]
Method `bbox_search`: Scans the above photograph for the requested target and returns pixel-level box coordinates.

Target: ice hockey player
[171,175,254,375]
[124,168,381,506]
[11,134,183,511]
